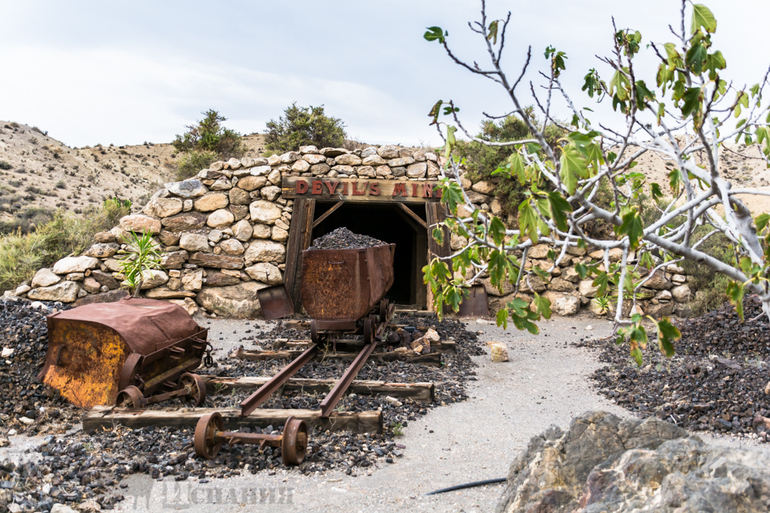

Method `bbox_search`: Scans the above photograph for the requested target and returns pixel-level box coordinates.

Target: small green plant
[592,296,612,316]
[0,161,11,170]
[55,180,66,189]
[391,422,404,436]
[118,230,163,297]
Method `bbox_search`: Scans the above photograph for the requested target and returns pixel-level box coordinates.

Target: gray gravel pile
[308,227,386,250]
[579,296,770,440]
[0,299,80,437]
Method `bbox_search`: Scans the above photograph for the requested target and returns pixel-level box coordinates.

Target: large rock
[139,269,169,289]
[578,279,600,298]
[245,262,283,285]
[220,239,245,255]
[481,277,515,297]
[90,270,119,290]
[249,200,283,224]
[27,281,80,302]
[237,175,267,191]
[32,268,61,288]
[196,281,267,318]
[144,287,196,299]
[119,214,161,235]
[84,243,119,258]
[165,179,207,198]
[228,187,250,205]
[161,211,208,231]
[671,284,692,303]
[542,291,580,316]
[188,252,244,270]
[179,233,210,252]
[206,208,235,229]
[203,270,241,287]
[335,154,362,166]
[406,162,427,178]
[378,145,401,159]
[244,240,286,265]
[497,411,770,513]
[143,196,183,218]
[160,250,189,269]
[233,219,253,241]
[644,270,674,290]
[194,193,229,212]
[549,277,576,293]
[73,289,129,306]
[53,256,100,275]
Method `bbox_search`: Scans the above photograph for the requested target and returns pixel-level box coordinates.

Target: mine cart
[301,243,396,340]
[39,298,209,409]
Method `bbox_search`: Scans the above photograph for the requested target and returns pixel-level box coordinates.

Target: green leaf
[681,87,702,118]
[593,272,610,296]
[489,216,507,246]
[424,26,447,43]
[444,125,457,160]
[509,152,526,184]
[726,281,745,321]
[487,20,499,44]
[518,201,539,243]
[656,318,680,357]
[438,179,464,214]
[548,191,572,232]
[432,226,444,246]
[427,100,443,125]
[559,145,586,195]
[496,307,509,329]
[532,293,551,319]
[651,182,663,200]
[691,4,717,34]
[755,213,770,233]
[618,210,644,250]
[575,262,588,279]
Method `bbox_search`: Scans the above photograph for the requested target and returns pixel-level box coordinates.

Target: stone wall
[8,143,696,319]
[10,145,441,318]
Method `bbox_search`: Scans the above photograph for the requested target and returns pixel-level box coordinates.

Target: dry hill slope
[0,121,266,228]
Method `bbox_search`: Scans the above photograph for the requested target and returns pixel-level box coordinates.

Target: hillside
[0,121,267,231]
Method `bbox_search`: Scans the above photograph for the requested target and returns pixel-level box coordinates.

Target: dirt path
[113,315,631,513]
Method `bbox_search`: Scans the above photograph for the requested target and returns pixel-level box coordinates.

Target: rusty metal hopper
[300,244,395,328]
[39,298,208,409]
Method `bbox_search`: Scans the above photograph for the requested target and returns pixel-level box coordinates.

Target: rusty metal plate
[457,285,490,318]
[300,244,395,322]
[258,285,295,320]
[39,297,206,409]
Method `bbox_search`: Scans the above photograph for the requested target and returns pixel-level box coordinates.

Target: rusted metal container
[300,244,395,329]
[39,298,208,409]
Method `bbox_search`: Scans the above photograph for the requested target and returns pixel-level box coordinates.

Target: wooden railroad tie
[84,407,383,434]
[204,376,435,403]
[234,347,443,366]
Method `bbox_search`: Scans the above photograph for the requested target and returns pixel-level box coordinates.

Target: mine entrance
[282,190,451,314]
[311,202,428,307]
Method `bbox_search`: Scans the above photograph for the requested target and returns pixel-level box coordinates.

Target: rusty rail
[319,342,377,418]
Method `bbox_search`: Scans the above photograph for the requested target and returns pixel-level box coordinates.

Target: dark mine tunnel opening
[311,202,428,308]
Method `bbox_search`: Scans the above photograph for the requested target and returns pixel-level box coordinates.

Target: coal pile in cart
[579,294,770,440]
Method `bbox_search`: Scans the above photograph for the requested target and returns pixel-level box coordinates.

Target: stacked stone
[467,243,693,318]
[10,145,439,318]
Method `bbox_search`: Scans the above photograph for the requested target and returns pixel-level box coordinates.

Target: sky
[2,1,770,149]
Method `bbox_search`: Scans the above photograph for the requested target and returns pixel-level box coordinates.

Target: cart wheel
[310,320,319,344]
[194,412,224,460]
[115,385,147,408]
[118,353,142,390]
[379,299,390,322]
[363,316,375,344]
[180,373,207,406]
[281,416,308,465]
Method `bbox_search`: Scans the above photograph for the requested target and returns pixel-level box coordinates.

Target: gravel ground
[111,315,629,513]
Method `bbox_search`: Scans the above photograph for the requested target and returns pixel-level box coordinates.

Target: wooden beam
[83,406,383,434]
[397,203,428,230]
[204,376,435,403]
[312,201,344,229]
[234,347,442,366]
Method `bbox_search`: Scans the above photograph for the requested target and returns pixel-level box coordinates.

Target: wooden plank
[205,376,435,403]
[397,203,428,230]
[283,198,315,313]
[282,176,442,203]
[235,347,442,366]
[312,201,344,229]
[84,407,383,434]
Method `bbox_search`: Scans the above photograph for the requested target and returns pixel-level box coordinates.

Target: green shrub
[0,161,12,170]
[0,200,131,293]
[265,103,346,153]
[680,231,734,315]
[175,150,218,180]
